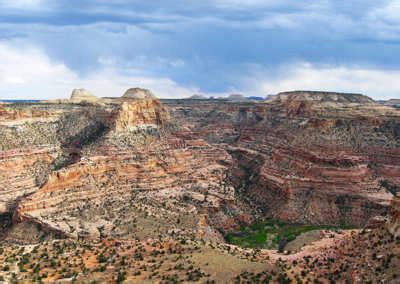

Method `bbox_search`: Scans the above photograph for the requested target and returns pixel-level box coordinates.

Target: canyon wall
[168,92,399,226]
[1,90,399,240]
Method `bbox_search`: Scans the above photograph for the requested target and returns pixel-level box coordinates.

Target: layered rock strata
[15,139,232,239]
[112,97,170,131]
[0,147,58,213]
[167,91,400,226]
[7,89,230,239]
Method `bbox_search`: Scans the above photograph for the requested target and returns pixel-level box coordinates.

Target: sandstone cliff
[113,94,170,131]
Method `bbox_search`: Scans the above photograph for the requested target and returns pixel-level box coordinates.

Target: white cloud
[369,0,400,24]
[0,42,197,100]
[0,42,399,101]
[364,1,400,40]
[247,62,400,100]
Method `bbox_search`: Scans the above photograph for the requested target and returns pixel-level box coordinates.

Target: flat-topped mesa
[70,88,100,104]
[272,91,382,117]
[276,91,375,104]
[227,94,249,102]
[384,99,400,107]
[188,94,207,100]
[113,88,170,131]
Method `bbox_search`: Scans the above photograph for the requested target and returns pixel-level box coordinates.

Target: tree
[278,238,288,253]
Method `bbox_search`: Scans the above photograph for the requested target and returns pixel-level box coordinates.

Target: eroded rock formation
[168,91,399,226]
[122,87,156,99]
[113,96,170,131]
[70,88,100,104]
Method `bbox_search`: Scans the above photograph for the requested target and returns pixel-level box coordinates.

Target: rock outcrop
[113,91,170,131]
[122,88,155,99]
[70,88,100,104]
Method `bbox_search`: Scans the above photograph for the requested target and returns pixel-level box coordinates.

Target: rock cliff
[112,96,170,131]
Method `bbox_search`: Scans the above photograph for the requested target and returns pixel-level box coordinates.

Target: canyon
[0,89,399,282]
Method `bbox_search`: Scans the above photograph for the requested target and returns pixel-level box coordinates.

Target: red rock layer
[15,137,233,238]
[0,147,58,213]
[0,104,62,125]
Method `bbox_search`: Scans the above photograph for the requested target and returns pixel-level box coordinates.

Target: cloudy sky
[0,0,400,100]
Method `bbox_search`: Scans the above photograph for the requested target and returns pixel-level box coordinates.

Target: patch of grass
[226,232,267,249]
[225,219,354,249]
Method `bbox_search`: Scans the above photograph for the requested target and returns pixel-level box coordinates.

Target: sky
[0,0,400,100]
